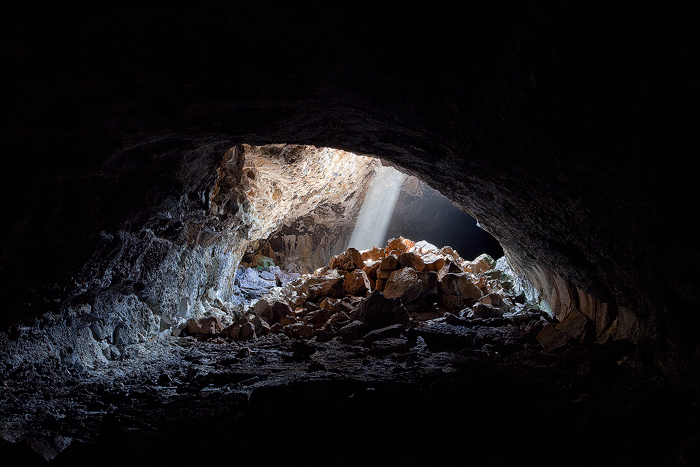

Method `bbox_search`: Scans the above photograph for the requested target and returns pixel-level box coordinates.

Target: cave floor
[1,321,699,467]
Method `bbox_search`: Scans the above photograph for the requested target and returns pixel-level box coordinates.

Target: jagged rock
[284,322,315,339]
[375,278,387,291]
[238,322,257,340]
[307,269,345,299]
[329,248,364,271]
[343,269,372,296]
[376,269,394,280]
[363,323,404,345]
[383,268,424,303]
[421,254,446,272]
[270,323,283,334]
[338,320,368,341]
[361,247,384,262]
[254,299,293,325]
[416,271,438,294]
[387,237,414,252]
[379,254,399,271]
[468,253,497,275]
[303,308,329,326]
[438,273,483,300]
[185,316,224,335]
[352,290,410,330]
[362,260,381,280]
[398,252,425,271]
[536,323,569,352]
[437,293,466,310]
[556,308,590,341]
[279,315,299,326]
[327,311,351,331]
[315,324,336,342]
[479,293,504,309]
[409,240,439,255]
[471,303,502,319]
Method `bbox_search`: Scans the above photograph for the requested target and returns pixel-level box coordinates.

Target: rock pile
[182,237,553,352]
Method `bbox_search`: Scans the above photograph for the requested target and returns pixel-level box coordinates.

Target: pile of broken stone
[182,237,553,353]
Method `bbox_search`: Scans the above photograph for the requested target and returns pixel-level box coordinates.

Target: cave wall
[2,2,699,383]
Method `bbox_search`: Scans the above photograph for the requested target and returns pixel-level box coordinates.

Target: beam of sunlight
[348,165,407,250]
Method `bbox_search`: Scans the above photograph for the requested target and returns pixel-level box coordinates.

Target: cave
[1,2,699,466]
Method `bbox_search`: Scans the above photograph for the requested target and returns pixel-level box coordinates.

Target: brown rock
[343,269,372,296]
[283,322,314,339]
[479,293,504,308]
[384,268,424,303]
[416,271,438,293]
[375,278,387,291]
[398,252,425,271]
[361,247,384,262]
[437,293,465,310]
[254,300,292,325]
[555,308,590,341]
[185,316,224,335]
[279,315,299,326]
[238,322,256,340]
[338,320,369,341]
[380,254,399,271]
[376,269,393,280]
[327,311,351,331]
[468,253,496,275]
[270,323,283,334]
[304,308,329,326]
[352,290,410,330]
[536,323,569,352]
[471,303,502,319]
[422,254,446,272]
[387,237,413,252]
[362,261,381,280]
[439,273,483,300]
[329,248,364,271]
[307,269,345,299]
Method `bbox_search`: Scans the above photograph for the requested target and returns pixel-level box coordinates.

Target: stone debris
[184,237,584,359]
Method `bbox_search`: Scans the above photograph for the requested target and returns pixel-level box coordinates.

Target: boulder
[536,323,569,352]
[306,269,345,299]
[363,323,404,345]
[185,316,224,335]
[479,293,504,308]
[468,253,496,275]
[398,251,425,271]
[304,308,329,326]
[380,254,399,271]
[375,278,387,291]
[338,320,369,341]
[387,236,414,252]
[329,248,364,271]
[238,322,256,340]
[383,268,424,303]
[555,308,590,342]
[254,299,293,324]
[283,322,315,339]
[421,254,446,272]
[416,271,438,294]
[352,290,410,330]
[438,273,483,300]
[437,293,466,310]
[362,260,381,280]
[471,303,502,319]
[361,247,384,262]
[343,269,372,296]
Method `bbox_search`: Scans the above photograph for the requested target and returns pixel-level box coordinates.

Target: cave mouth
[1,145,697,466]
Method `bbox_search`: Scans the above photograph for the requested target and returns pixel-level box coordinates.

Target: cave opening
[1,144,696,467]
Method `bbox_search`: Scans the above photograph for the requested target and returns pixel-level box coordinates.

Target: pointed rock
[343,269,372,296]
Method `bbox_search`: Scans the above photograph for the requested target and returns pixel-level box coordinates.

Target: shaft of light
[348,166,406,250]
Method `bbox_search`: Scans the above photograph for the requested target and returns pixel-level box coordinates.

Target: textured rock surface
[1,0,699,439]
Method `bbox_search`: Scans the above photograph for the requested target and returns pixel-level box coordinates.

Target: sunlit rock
[343,269,372,296]
[383,268,424,303]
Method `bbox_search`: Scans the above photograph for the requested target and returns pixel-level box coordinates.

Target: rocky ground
[2,239,699,466]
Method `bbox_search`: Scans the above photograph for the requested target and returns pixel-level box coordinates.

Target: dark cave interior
[1,2,700,466]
